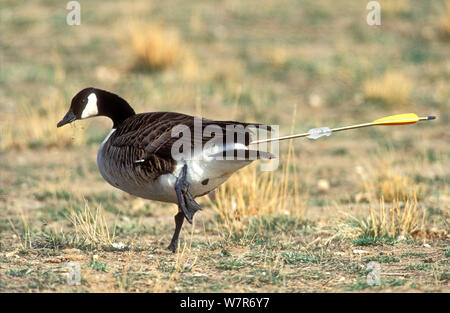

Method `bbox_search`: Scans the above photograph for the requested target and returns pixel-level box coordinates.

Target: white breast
[97,128,116,183]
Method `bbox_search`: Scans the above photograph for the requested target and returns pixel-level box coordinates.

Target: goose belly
[97,131,253,203]
[97,154,174,204]
[97,154,251,203]
[96,140,179,203]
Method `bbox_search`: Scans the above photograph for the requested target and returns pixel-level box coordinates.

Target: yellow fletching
[372,113,419,126]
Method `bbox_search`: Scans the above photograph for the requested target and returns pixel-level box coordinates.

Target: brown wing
[105,113,182,178]
[111,112,271,162]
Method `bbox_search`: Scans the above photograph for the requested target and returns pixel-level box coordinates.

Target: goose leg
[167,212,184,252]
[175,164,202,223]
[167,164,202,252]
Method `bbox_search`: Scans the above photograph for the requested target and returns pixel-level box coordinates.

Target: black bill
[57,109,76,128]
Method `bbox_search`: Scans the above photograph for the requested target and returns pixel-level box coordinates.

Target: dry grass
[0,90,85,151]
[180,52,201,81]
[209,144,307,237]
[363,71,413,107]
[376,174,419,203]
[342,195,428,240]
[356,159,422,203]
[381,0,410,16]
[265,47,289,68]
[129,22,184,71]
[8,210,33,251]
[68,203,117,249]
[440,0,450,39]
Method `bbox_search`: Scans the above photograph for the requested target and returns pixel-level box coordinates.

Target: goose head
[57,87,135,128]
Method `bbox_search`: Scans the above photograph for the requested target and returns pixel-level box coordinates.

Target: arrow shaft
[249,116,431,145]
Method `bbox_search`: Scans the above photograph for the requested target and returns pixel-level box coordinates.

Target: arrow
[250,113,436,145]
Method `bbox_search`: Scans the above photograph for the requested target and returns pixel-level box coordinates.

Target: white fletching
[306,127,332,140]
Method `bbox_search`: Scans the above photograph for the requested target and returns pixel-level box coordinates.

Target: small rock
[309,94,323,108]
[317,179,330,192]
[121,216,131,224]
[65,254,84,262]
[63,248,81,254]
[111,242,127,250]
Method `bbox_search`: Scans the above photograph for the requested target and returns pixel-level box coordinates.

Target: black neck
[98,90,136,128]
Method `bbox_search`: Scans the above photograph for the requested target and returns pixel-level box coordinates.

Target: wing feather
[110,112,272,163]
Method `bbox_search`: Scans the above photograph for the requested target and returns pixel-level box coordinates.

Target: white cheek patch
[81,93,98,119]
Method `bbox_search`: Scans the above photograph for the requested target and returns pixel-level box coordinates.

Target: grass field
[0,0,449,292]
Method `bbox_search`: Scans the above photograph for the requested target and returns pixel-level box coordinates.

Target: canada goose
[57,87,273,252]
